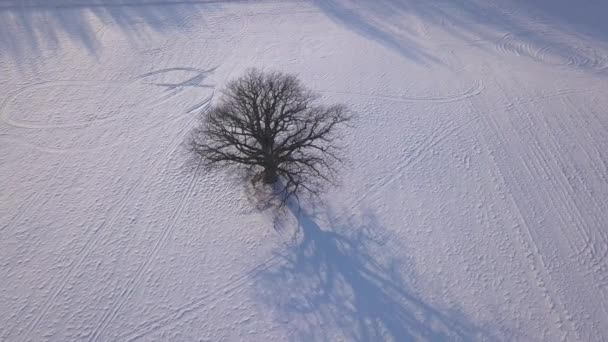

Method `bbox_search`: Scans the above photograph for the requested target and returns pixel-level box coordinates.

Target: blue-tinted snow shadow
[4,0,607,73]
[310,0,441,65]
[0,0,228,67]
[311,0,608,74]
[253,202,499,341]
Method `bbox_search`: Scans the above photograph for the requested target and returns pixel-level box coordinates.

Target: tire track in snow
[470,73,578,341]
[88,161,202,342]
[19,98,212,342]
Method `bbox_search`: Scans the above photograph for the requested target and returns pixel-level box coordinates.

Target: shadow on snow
[252,202,498,341]
[2,0,607,71]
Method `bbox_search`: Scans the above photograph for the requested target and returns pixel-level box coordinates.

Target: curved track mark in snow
[0,104,200,154]
[1,69,215,130]
[134,67,216,108]
[319,80,483,104]
[494,32,608,71]
[0,93,212,156]
[132,67,216,81]
[0,80,137,129]
[495,32,540,58]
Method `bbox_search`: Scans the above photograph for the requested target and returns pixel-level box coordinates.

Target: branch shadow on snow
[0,0,227,66]
[311,0,608,73]
[2,0,607,72]
[310,0,441,65]
[252,202,497,341]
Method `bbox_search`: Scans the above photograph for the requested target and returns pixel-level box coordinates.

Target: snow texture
[1,0,608,341]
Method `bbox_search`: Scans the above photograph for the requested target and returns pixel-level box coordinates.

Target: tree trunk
[262,138,277,184]
[262,166,278,184]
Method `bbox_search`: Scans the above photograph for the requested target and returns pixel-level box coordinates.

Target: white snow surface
[1,0,608,341]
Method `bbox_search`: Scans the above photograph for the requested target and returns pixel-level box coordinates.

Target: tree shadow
[253,202,498,341]
[3,0,607,71]
[0,0,226,66]
[310,0,442,64]
[312,0,608,73]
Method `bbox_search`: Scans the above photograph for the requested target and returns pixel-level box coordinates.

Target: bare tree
[190,68,352,201]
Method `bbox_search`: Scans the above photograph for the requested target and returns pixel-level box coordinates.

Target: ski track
[560,97,608,260]
[468,96,572,341]
[87,161,202,342]
[18,96,212,342]
[556,96,608,321]
[472,71,583,340]
[510,75,608,275]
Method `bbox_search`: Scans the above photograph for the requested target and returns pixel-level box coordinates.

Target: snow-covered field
[2,0,608,340]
